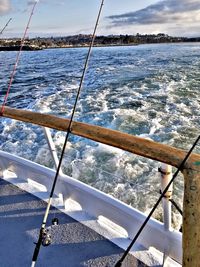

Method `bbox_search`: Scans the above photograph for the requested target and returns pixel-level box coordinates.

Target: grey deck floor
[0,178,145,267]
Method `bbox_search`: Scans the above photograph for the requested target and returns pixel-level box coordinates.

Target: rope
[114,135,200,267]
[169,199,183,216]
[158,189,183,215]
[0,1,39,115]
[31,1,105,266]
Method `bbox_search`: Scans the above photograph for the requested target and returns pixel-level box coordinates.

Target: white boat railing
[1,106,200,266]
[0,150,181,264]
[43,125,174,232]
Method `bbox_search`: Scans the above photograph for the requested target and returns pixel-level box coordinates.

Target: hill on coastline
[0,33,199,50]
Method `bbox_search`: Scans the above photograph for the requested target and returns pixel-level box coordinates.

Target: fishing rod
[114,135,200,267]
[0,18,12,35]
[31,0,105,266]
[0,0,39,115]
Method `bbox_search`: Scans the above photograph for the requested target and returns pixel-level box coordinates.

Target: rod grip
[32,230,43,262]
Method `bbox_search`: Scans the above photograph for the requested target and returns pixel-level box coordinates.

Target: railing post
[159,164,172,230]
[182,167,200,267]
[43,127,63,175]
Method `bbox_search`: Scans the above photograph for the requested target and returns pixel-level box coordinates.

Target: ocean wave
[0,43,199,227]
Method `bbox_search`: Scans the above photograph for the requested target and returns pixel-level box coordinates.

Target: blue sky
[0,0,199,37]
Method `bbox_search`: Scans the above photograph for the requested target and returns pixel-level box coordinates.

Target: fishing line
[31,1,105,266]
[0,0,39,115]
[169,198,183,216]
[0,18,12,35]
[114,134,200,267]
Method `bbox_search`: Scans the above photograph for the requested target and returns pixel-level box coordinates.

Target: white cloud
[0,0,11,14]
[107,0,200,36]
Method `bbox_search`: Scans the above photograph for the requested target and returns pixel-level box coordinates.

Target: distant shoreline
[0,34,200,51]
[0,41,199,52]
[0,45,42,51]
[45,43,139,49]
[45,41,200,49]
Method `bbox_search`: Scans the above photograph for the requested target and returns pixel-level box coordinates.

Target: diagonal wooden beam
[1,106,200,170]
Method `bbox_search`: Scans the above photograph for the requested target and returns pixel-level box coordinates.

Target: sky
[0,0,199,38]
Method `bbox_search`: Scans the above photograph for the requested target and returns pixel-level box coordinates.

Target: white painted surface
[160,164,173,230]
[0,151,182,266]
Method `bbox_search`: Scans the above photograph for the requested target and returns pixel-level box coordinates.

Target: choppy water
[0,43,200,227]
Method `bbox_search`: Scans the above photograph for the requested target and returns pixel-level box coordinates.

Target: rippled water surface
[0,43,200,227]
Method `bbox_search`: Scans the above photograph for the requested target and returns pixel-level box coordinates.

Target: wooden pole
[1,106,200,170]
[183,167,200,267]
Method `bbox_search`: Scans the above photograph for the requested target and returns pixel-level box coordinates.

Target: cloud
[108,0,200,26]
[0,0,11,14]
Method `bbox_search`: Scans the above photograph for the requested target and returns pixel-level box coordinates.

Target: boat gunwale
[1,105,199,171]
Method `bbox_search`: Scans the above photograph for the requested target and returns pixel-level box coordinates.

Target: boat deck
[0,178,144,267]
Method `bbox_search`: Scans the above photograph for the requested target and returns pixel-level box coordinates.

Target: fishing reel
[36,218,59,247]
[41,228,52,247]
[40,218,59,247]
[52,217,59,226]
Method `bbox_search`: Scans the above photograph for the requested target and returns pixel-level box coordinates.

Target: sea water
[0,43,200,227]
